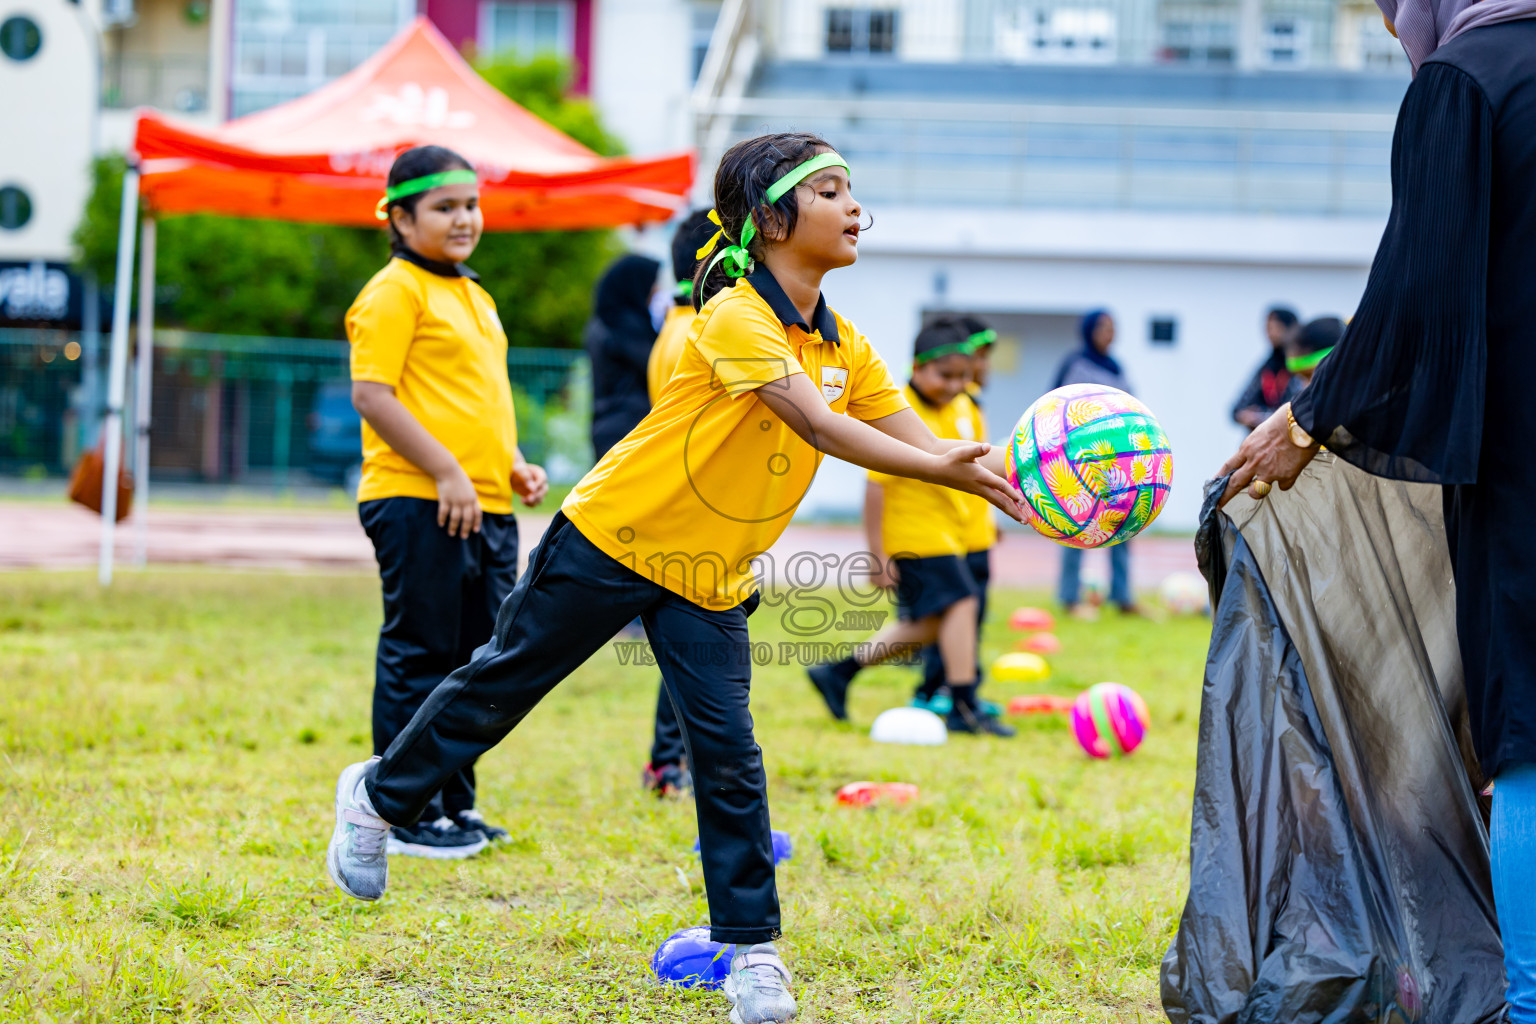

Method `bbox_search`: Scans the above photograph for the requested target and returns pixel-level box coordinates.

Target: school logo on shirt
[821,366,849,404]
[955,417,975,440]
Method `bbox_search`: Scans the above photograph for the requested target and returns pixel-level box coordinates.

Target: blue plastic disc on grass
[652,926,731,989]
[692,829,793,865]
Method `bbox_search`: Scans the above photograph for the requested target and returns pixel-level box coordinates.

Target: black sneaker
[947,703,1017,738]
[452,809,509,843]
[641,762,692,798]
[807,664,850,721]
[385,816,489,859]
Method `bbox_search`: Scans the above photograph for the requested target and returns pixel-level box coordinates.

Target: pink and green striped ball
[1005,383,1172,549]
[1071,683,1151,759]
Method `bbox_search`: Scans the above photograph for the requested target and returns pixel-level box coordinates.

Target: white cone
[869,707,948,746]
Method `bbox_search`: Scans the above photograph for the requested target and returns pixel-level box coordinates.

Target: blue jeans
[1057,542,1132,608]
[1494,762,1536,1022]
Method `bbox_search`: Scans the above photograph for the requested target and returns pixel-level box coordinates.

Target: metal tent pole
[98,165,139,586]
[133,215,156,566]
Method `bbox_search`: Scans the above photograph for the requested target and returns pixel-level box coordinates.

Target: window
[995,7,1116,64]
[1259,17,1311,68]
[1160,20,1236,65]
[692,2,720,80]
[825,8,897,55]
[0,16,41,61]
[230,0,404,117]
[0,186,33,231]
[1150,317,1178,346]
[1358,16,1408,71]
[481,1,574,60]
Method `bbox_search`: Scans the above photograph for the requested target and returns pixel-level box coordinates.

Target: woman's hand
[512,460,549,507]
[870,555,900,590]
[1218,404,1319,507]
[435,466,483,538]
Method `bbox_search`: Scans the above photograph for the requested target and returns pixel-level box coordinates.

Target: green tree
[472,54,627,157]
[72,55,620,347]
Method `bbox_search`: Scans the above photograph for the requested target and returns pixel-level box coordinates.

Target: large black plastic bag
[1161,454,1507,1024]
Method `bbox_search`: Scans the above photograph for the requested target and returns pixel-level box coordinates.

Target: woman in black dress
[585,253,662,459]
[1218,6,1536,1015]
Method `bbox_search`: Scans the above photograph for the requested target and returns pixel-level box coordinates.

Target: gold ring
[1251,480,1273,497]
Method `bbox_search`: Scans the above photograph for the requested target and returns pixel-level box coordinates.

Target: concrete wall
[0,0,96,261]
[590,0,696,156]
[794,204,1385,531]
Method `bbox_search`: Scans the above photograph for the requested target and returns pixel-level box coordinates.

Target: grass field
[0,569,1209,1023]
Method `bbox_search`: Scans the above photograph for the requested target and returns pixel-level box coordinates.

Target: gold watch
[1284,403,1315,448]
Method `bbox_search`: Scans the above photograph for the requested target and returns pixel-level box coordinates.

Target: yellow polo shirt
[958,388,998,553]
[647,304,695,404]
[563,268,910,609]
[347,256,518,513]
[869,384,971,559]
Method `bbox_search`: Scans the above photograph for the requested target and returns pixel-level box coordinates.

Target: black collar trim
[906,381,943,409]
[393,245,479,282]
[747,266,840,346]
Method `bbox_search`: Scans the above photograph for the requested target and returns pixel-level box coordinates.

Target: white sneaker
[723,943,797,1024]
[325,758,390,900]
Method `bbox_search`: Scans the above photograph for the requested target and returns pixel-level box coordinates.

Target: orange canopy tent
[133,17,694,229]
[96,18,696,582]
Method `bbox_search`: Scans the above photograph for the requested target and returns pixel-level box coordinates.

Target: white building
[0,0,98,262]
[592,0,1408,531]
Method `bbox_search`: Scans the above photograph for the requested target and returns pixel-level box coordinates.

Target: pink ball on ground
[1071,683,1150,758]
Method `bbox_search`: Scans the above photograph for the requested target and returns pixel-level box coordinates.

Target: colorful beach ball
[1071,683,1150,758]
[1006,384,1172,549]
[652,926,731,989]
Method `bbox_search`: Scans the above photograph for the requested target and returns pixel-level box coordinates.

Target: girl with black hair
[346,145,548,859]
[327,132,1025,1024]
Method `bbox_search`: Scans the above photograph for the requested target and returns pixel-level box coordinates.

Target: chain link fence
[0,327,594,488]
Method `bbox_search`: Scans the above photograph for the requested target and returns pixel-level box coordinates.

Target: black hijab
[586,254,662,458]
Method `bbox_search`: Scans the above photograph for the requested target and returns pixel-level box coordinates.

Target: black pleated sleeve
[1291,63,1492,484]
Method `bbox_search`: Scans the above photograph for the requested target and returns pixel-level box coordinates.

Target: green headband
[382,168,478,204]
[1286,346,1333,372]
[967,329,997,350]
[674,279,694,299]
[914,340,973,366]
[700,152,852,281]
[376,169,479,221]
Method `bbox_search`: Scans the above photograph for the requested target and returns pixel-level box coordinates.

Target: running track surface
[0,502,1199,590]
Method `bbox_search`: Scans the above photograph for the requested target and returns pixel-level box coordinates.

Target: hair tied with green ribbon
[374,168,479,222]
[694,152,852,282]
[1287,346,1333,373]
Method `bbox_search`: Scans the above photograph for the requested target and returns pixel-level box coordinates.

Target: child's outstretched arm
[754,373,1025,522]
[857,405,1011,479]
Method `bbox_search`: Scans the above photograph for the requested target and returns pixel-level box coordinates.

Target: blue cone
[652,926,731,989]
[691,829,793,865]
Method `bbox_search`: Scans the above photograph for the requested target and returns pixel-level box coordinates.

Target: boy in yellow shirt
[347,146,548,859]
[327,133,1023,1024]
[807,319,1015,737]
[913,317,1000,715]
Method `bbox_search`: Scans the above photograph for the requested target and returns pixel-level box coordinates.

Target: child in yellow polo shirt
[640,208,725,799]
[346,145,548,860]
[913,316,1000,716]
[326,132,1023,1024]
[806,319,1015,738]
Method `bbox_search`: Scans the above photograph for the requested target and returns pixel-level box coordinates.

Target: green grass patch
[0,568,1208,1022]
